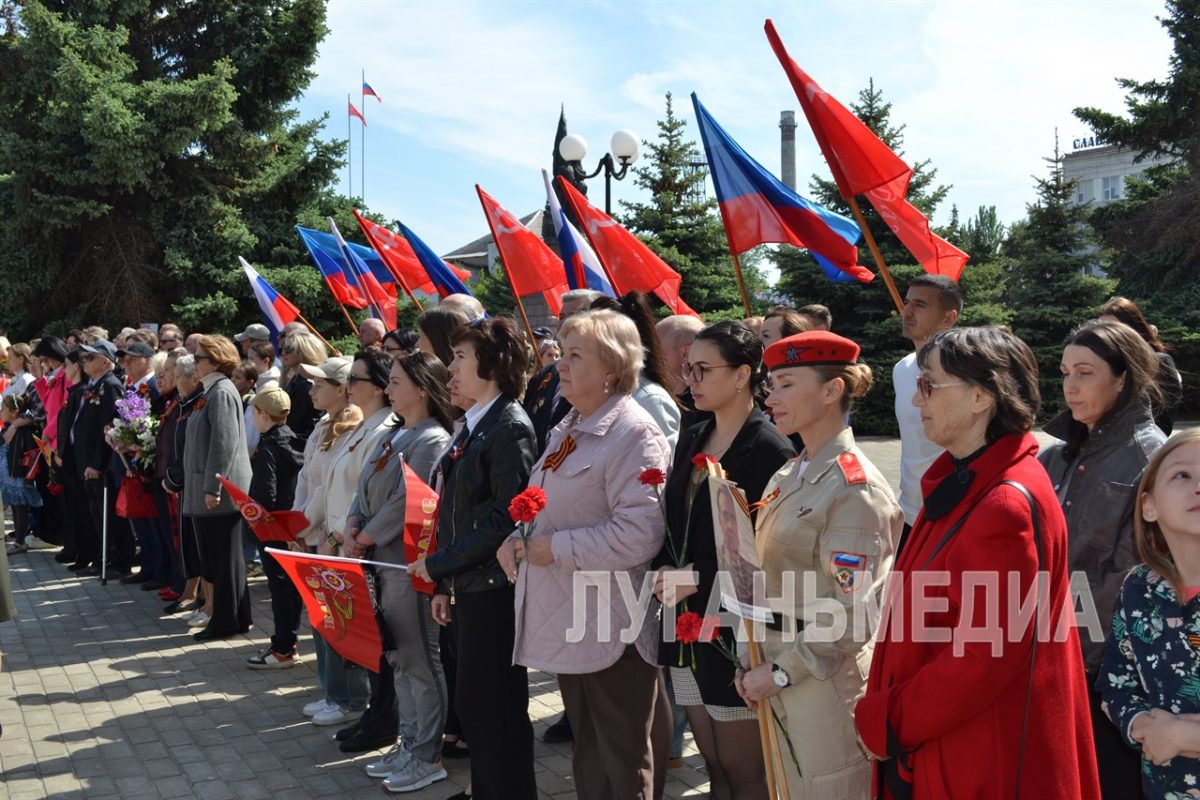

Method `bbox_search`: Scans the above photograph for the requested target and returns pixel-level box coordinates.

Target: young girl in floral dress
[1100,428,1200,798]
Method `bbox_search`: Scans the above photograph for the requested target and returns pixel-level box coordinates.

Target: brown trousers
[559,645,671,800]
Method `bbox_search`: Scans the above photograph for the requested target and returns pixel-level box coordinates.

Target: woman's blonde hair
[195,335,240,376]
[812,362,874,413]
[8,342,31,370]
[319,405,363,452]
[285,331,328,368]
[558,309,644,394]
[1135,429,1200,601]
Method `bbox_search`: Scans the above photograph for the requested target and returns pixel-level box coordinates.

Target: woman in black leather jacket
[410,317,538,800]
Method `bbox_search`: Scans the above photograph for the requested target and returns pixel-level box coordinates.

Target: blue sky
[295,0,1170,275]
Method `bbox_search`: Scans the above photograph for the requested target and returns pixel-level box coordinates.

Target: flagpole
[361,70,366,206]
[335,302,360,338]
[294,312,340,356]
[726,249,753,317]
[474,191,539,348]
[330,217,385,322]
[846,197,904,314]
[265,547,409,572]
[347,94,353,198]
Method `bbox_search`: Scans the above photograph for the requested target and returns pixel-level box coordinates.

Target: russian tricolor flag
[394,220,474,299]
[691,93,874,284]
[541,169,615,296]
[239,257,301,342]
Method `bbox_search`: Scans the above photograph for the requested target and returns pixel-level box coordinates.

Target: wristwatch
[771,663,790,688]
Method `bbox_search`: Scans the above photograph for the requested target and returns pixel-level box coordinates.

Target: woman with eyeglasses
[651,321,794,799]
[857,326,1099,799]
[279,331,327,439]
[739,331,902,796]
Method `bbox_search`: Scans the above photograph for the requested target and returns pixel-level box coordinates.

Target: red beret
[764,331,861,371]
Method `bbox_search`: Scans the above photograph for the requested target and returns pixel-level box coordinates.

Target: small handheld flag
[217,474,308,543]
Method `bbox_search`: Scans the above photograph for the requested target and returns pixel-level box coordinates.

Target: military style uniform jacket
[754,425,903,798]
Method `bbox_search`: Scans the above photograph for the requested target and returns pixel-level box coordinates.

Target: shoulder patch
[836,451,867,485]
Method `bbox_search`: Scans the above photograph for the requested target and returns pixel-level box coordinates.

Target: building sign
[1072,135,1107,151]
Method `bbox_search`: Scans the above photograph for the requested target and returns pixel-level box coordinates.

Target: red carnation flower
[675,611,704,645]
[47,482,64,497]
[692,453,717,471]
[639,468,666,487]
[508,486,548,525]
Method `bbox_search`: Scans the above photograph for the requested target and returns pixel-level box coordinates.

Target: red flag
[348,100,367,127]
[764,20,968,280]
[268,549,382,671]
[556,177,698,317]
[476,185,568,316]
[399,461,440,595]
[353,209,472,297]
[217,475,307,543]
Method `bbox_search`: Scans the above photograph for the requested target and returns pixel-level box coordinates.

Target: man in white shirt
[893,274,962,550]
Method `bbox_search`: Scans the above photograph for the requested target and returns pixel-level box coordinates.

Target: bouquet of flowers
[109,389,159,471]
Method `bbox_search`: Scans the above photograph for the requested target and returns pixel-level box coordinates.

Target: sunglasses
[80,354,97,363]
[916,375,967,399]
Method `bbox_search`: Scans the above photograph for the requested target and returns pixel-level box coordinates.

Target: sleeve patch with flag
[830,552,869,594]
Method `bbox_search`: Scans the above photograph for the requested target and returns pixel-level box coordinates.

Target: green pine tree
[1005,138,1114,420]
[619,92,763,315]
[0,0,355,338]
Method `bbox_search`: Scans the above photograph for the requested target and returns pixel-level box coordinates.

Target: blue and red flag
[329,219,397,328]
[239,257,301,342]
[691,93,873,284]
[363,82,382,102]
[394,220,474,300]
[541,170,615,296]
[296,226,369,308]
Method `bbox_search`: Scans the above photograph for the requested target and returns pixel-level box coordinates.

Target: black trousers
[453,586,536,800]
[1088,677,1144,799]
[192,513,251,634]
[261,545,303,653]
[85,477,134,569]
[63,470,91,563]
[359,651,399,737]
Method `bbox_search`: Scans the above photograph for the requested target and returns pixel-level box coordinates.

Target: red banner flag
[400,461,440,595]
[267,549,383,671]
[555,176,698,317]
[217,474,307,543]
[348,100,367,127]
[764,20,968,281]
[476,185,568,316]
[353,209,472,298]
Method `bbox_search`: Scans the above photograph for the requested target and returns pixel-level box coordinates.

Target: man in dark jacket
[245,386,305,669]
[69,341,130,575]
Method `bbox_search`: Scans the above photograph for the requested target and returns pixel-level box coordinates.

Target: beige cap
[297,356,352,385]
[251,385,291,419]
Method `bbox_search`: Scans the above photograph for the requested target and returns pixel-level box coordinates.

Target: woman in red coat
[855,326,1099,799]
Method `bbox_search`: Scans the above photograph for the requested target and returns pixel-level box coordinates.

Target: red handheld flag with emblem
[555,177,698,316]
[764,20,968,280]
[399,462,440,595]
[266,549,382,671]
[476,185,568,316]
[217,475,308,543]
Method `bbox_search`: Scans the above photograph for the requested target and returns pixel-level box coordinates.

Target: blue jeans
[663,668,688,759]
[313,630,369,711]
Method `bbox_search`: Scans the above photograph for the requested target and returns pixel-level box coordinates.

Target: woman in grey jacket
[1039,319,1165,799]
[345,351,455,793]
[185,335,253,641]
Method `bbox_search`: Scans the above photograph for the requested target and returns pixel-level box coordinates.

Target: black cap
[532,326,555,340]
[117,341,155,359]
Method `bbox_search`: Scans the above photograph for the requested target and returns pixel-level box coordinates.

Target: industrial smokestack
[780,110,797,190]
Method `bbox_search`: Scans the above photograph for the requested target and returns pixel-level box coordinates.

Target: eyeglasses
[682,361,735,384]
[916,375,967,399]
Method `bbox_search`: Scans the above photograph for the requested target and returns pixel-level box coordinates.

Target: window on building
[1102,176,1123,201]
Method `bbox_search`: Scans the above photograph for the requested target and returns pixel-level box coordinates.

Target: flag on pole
[267,549,383,671]
[216,475,308,543]
[296,226,369,308]
[329,218,398,328]
[348,100,367,126]
[691,93,873,285]
[239,256,301,342]
[541,170,616,295]
[353,210,472,298]
[394,219,475,300]
[476,185,568,316]
[555,176,698,317]
[764,20,968,280]
[362,82,382,102]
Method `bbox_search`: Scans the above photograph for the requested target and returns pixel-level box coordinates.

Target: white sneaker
[186,611,210,628]
[24,535,54,550]
[382,759,447,793]
[312,704,362,727]
[366,745,411,778]
[302,699,331,718]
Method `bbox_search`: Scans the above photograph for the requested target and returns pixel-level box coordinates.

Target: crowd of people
[0,280,1193,799]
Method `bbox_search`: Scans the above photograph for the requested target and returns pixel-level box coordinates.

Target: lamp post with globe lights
[557,129,639,215]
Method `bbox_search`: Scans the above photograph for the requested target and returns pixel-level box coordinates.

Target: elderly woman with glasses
[498,309,673,799]
[856,326,1099,799]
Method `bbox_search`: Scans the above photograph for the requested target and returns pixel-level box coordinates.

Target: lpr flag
[267,549,382,672]
[239,257,301,342]
[395,219,475,300]
[476,185,568,316]
[330,218,397,328]
[217,475,308,543]
[764,20,968,280]
[691,93,873,285]
[556,176,698,317]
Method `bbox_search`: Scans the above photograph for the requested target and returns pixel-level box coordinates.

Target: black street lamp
[557,129,640,215]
